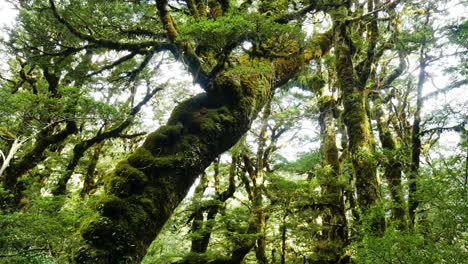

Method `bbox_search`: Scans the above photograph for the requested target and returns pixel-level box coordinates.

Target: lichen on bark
[333,21,385,234]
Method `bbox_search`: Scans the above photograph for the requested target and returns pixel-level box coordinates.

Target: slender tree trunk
[409,47,426,228]
[280,214,287,264]
[334,22,385,234]
[80,142,104,197]
[190,173,209,253]
[254,99,271,264]
[372,96,408,229]
[314,95,348,262]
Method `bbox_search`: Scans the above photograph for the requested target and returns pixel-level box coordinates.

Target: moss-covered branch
[2,121,77,207]
[71,64,274,262]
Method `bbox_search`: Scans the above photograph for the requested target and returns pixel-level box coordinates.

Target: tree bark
[409,46,426,228]
[372,95,408,229]
[69,20,332,263]
[314,96,348,262]
[333,21,385,234]
[80,142,104,197]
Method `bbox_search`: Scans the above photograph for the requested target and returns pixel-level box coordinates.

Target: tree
[0,0,466,263]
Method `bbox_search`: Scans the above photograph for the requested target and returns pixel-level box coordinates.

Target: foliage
[0,195,95,263]
[0,0,467,263]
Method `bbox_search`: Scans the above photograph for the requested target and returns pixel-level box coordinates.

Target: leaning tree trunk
[73,84,266,262]
[70,19,332,260]
[70,49,327,263]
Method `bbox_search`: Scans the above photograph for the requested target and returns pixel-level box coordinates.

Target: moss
[152,155,184,168]
[143,124,183,150]
[127,148,155,169]
[106,161,148,197]
[76,211,141,263]
[343,91,373,152]
[138,197,157,216]
[97,195,129,219]
[79,215,118,249]
[318,95,335,112]
[197,106,235,133]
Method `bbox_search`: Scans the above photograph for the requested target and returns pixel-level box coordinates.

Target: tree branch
[48,0,175,53]
[422,79,468,102]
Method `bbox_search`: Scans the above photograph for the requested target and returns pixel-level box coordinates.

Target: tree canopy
[0,0,466,263]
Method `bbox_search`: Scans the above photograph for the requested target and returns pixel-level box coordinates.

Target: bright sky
[0,1,16,27]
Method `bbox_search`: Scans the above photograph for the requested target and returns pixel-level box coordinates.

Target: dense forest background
[0,0,466,263]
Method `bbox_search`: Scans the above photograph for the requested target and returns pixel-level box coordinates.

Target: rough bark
[334,21,385,234]
[80,142,104,197]
[314,96,348,263]
[372,95,408,229]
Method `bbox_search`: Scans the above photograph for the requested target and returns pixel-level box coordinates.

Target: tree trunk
[189,155,236,255]
[80,142,104,197]
[409,47,426,228]
[69,23,332,261]
[372,96,408,229]
[190,173,209,253]
[315,96,348,262]
[281,215,287,264]
[71,66,277,262]
[334,22,385,234]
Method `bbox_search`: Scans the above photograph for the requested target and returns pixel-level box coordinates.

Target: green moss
[318,95,335,112]
[152,155,184,168]
[127,147,155,169]
[139,197,157,216]
[97,195,129,219]
[197,106,235,133]
[106,161,148,196]
[143,124,183,150]
[79,215,117,249]
[343,91,374,152]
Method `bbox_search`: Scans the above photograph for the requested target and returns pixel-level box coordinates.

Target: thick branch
[3,121,77,199]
